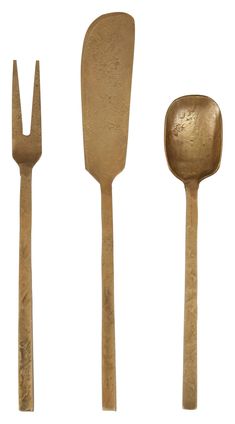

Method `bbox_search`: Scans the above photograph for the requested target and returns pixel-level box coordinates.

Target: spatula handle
[183,180,198,410]
[101,183,116,411]
[18,164,34,411]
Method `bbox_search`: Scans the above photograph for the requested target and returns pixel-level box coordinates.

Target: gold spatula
[81,12,134,410]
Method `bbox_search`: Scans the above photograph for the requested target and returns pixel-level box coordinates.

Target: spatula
[81,12,134,410]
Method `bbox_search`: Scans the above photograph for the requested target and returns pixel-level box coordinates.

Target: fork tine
[12,60,23,140]
[30,60,41,141]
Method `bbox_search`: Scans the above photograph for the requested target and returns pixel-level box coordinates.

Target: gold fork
[12,60,42,411]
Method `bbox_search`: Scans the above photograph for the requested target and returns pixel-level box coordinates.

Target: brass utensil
[165,95,222,409]
[81,12,134,410]
[12,60,42,411]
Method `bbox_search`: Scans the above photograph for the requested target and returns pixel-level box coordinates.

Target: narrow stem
[183,180,199,410]
[18,164,34,411]
[101,182,116,411]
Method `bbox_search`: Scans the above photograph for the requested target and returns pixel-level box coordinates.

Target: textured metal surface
[82,12,135,184]
[12,60,41,411]
[81,12,134,410]
[165,95,222,409]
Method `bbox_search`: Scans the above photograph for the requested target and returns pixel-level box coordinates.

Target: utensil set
[10,11,222,412]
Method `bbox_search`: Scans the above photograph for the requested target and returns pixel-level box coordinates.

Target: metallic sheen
[165,95,222,409]
[81,12,134,410]
[12,60,42,411]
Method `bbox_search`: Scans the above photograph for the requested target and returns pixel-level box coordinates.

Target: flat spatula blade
[81,12,135,183]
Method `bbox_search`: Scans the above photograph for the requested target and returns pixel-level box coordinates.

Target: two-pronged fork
[12,60,42,411]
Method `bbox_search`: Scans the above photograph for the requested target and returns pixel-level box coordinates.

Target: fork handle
[101,183,116,411]
[183,180,198,409]
[18,164,34,411]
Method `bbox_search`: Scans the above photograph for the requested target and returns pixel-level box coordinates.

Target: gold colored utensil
[12,60,42,411]
[165,95,222,409]
[81,12,134,410]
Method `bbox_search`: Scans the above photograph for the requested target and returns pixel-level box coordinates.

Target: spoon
[165,95,222,409]
[81,12,134,410]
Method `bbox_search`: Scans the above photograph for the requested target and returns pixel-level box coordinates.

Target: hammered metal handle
[18,164,34,411]
[183,180,198,409]
[101,183,116,411]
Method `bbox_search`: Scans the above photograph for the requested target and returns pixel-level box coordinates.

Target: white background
[0,0,233,422]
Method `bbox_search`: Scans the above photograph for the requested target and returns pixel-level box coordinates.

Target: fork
[12,60,42,411]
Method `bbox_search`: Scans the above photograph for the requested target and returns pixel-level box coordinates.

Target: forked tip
[13,60,18,81]
[30,60,41,139]
[12,59,22,138]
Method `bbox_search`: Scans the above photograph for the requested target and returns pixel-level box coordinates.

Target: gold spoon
[81,12,134,410]
[165,95,222,409]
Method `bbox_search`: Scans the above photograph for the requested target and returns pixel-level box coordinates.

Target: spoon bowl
[165,95,222,183]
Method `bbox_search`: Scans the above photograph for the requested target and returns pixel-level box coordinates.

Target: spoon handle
[183,180,198,409]
[18,164,34,411]
[101,183,116,410]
